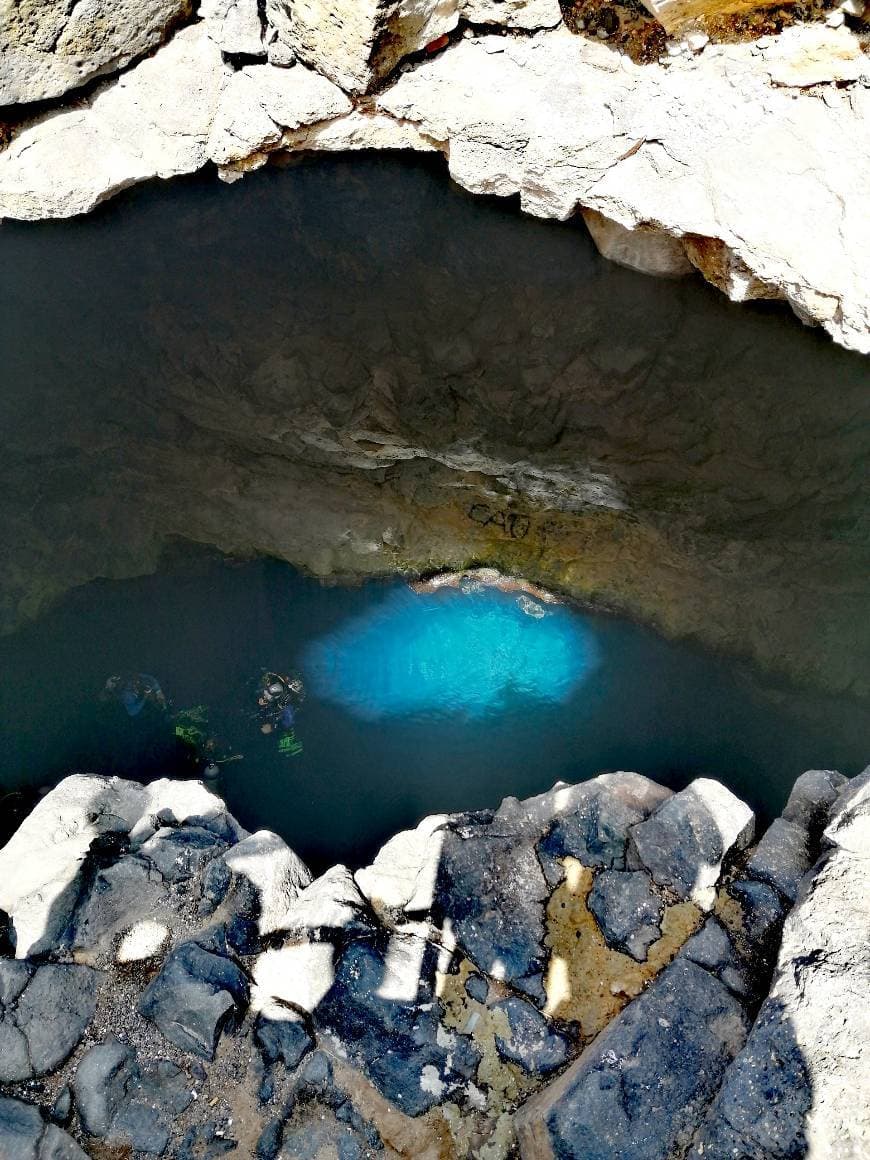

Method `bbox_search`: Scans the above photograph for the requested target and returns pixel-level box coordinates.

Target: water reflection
[304,584,598,721]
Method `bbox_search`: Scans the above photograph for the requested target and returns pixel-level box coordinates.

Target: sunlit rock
[221,829,313,936]
[0,0,192,104]
[200,0,265,56]
[463,0,562,26]
[581,207,695,278]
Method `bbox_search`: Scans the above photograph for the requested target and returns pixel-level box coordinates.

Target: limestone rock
[200,0,265,56]
[279,865,375,940]
[355,813,450,914]
[264,0,461,95]
[208,62,352,167]
[0,1096,88,1160]
[587,869,664,962]
[581,208,694,279]
[517,958,750,1159]
[689,770,870,1158]
[462,0,562,28]
[0,0,192,105]
[0,25,231,223]
[629,778,754,908]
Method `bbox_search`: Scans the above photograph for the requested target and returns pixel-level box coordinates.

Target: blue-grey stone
[140,827,227,884]
[588,870,663,961]
[746,818,812,903]
[255,1009,314,1070]
[518,958,750,1160]
[0,1096,88,1160]
[492,997,571,1075]
[1,964,98,1081]
[464,973,488,1003]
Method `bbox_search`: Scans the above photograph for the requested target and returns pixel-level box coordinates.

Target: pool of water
[1,548,866,871]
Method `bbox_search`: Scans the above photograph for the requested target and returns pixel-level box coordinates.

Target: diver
[101,673,168,718]
[255,671,304,735]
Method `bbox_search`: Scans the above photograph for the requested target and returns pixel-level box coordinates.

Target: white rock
[355,814,450,913]
[200,0,265,56]
[581,207,694,278]
[0,25,231,222]
[252,941,336,1012]
[0,0,192,105]
[116,919,172,963]
[685,30,709,52]
[264,0,462,94]
[222,829,312,936]
[461,0,562,29]
[763,24,867,87]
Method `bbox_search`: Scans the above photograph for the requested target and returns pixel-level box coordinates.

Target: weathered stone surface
[255,1005,314,1070]
[463,0,562,28]
[280,865,374,940]
[581,208,694,279]
[629,778,754,908]
[0,0,192,105]
[355,814,449,914]
[518,958,750,1159]
[201,0,265,56]
[0,774,242,957]
[139,939,249,1058]
[0,965,99,1082]
[68,856,167,959]
[0,1096,88,1160]
[587,869,663,961]
[253,941,337,1014]
[689,770,870,1158]
[264,0,461,95]
[491,996,570,1075]
[221,829,313,937]
[782,768,847,835]
[140,826,228,882]
[745,817,812,903]
[208,63,351,167]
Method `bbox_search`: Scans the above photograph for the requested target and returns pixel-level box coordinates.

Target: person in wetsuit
[102,673,168,717]
[256,672,304,734]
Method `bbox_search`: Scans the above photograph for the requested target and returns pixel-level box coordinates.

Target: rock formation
[0,765,866,1157]
[1,1,869,352]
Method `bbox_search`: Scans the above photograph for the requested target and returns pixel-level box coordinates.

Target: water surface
[1,548,865,870]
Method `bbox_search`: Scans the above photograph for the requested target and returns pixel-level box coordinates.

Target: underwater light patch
[303,583,598,721]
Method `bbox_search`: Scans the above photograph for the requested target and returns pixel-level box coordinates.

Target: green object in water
[277,731,303,757]
[175,723,203,746]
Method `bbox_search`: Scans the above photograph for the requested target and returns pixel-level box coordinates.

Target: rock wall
[1,2,870,352]
[0,765,866,1158]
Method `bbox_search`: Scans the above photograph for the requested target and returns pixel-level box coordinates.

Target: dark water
[1,547,866,871]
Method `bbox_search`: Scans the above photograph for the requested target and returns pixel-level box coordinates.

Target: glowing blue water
[303,585,598,721]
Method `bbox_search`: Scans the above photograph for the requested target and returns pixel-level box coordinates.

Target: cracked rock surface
[0,766,865,1156]
[1,4,870,352]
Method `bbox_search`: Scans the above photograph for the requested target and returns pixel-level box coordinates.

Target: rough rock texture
[0,0,193,105]
[0,768,863,1157]
[2,14,870,353]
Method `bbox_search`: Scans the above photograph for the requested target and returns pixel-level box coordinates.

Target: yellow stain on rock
[543,857,702,1037]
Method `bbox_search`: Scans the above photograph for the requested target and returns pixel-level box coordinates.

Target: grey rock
[139,939,249,1058]
[255,1005,314,1069]
[536,774,672,877]
[517,958,749,1160]
[692,769,870,1158]
[0,1096,88,1160]
[73,1038,136,1137]
[629,778,754,908]
[679,918,752,998]
[0,959,32,1005]
[492,996,571,1075]
[315,935,478,1115]
[68,855,166,958]
[587,870,663,961]
[140,826,228,883]
[464,973,488,1003]
[49,1088,72,1127]
[728,878,787,950]
[745,817,812,902]
[782,768,847,835]
[1,965,99,1081]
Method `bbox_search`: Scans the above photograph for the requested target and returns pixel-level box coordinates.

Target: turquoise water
[304,584,598,721]
[0,549,867,871]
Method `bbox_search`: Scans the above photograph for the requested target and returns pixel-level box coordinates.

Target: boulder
[255,1005,314,1070]
[491,996,571,1075]
[745,817,812,903]
[517,958,750,1159]
[253,941,337,1015]
[201,0,265,56]
[140,826,228,883]
[689,774,870,1158]
[355,814,449,914]
[279,865,374,940]
[0,0,192,106]
[782,768,847,835]
[221,829,313,937]
[0,965,99,1082]
[679,917,750,998]
[73,1037,192,1154]
[0,774,242,957]
[629,778,754,908]
[67,855,167,959]
[0,1096,88,1160]
[263,0,461,95]
[139,939,249,1058]
[462,0,562,28]
[587,870,663,962]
